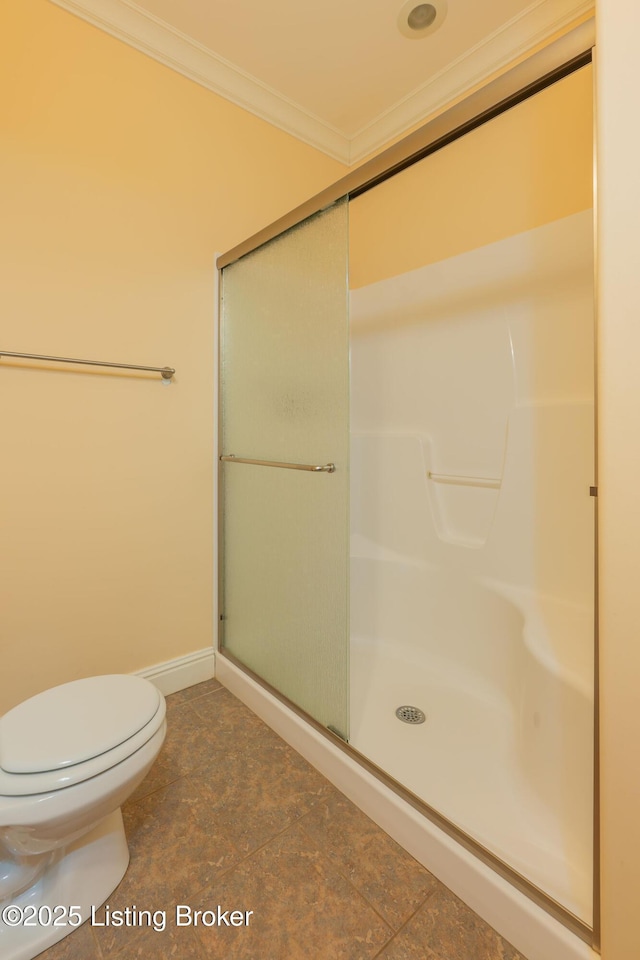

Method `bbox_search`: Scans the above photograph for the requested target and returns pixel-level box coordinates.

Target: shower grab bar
[0,350,175,380]
[220,455,335,473]
[428,471,501,489]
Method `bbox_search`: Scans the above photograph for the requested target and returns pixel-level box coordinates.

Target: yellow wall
[349,67,593,289]
[596,3,640,957]
[0,0,347,712]
[3,3,636,954]
[350,64,593,289]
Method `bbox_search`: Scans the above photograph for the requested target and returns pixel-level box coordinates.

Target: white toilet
[0,674,166,960]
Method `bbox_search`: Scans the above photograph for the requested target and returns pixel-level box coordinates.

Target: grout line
[90,920,105,959]
[166,682,225,707]
[169,780,334,897]
[368,887,440,959]
[125,771,185,804]
[294,808,437,940]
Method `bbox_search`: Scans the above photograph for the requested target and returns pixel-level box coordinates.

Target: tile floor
[37,679,526,960]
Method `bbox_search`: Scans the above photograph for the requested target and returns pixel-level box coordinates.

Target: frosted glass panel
[220,200,349,736]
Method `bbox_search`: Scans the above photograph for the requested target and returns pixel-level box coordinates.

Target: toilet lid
[0,675,161,774]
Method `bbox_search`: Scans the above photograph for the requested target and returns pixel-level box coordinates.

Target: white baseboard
[135,647,215,696]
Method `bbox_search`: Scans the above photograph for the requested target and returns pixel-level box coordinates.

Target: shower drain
[395,705,426,724]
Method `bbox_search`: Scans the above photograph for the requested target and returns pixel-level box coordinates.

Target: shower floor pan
[349,633,592,926]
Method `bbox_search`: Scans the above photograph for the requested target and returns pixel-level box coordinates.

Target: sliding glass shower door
[219,200,350,738]
[216,40,596,941]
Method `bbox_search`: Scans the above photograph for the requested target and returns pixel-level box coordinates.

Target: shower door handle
[220,455,336,473]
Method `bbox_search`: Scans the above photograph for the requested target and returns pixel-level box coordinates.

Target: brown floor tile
[30,922,100,960]
[90,885,178,958]
[190,726,335,855]
[191,823,393,960]
[124,775,211,848]
[130,693,227,801]
[102,923,207,959]
[91,781,236,958]
[299,792,439,929]
[166,678,222,707]
[375,887,526,960]
[123,777,241,901]
[188,687,276,749]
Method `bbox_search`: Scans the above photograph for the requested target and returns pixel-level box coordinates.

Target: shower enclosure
[218,32,596,954]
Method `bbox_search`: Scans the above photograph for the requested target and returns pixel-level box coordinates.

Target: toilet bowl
[0,674,166,960]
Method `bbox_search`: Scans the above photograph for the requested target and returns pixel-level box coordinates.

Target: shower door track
[217,15,598,951]
[217,20,594,271]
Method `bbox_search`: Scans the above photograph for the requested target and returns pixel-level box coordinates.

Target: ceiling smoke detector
[397,0,448,39]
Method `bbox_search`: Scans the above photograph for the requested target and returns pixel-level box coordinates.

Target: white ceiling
[51,0,593,163]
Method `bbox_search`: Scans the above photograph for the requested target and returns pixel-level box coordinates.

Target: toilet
[0,674,166,960]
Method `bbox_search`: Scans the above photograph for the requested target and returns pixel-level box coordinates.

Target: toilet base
[0,809,129,960]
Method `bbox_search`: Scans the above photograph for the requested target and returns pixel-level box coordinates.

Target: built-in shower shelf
[427,471,501,489]
[424,461,502,549]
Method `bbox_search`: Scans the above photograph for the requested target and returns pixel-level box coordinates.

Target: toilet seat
[0,675,166,797]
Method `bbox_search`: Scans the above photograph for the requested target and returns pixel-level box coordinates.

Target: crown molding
[49,0,352,163]
[348,0,595,162]
[50,0,593,168]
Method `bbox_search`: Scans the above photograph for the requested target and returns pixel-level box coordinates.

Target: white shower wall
[349,209,595,921]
